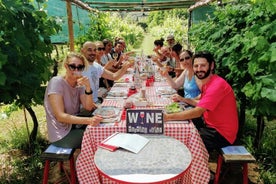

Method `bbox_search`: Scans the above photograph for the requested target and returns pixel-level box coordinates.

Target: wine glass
[140,111,145,124]
[112,52,118,61]
[128,57,135,65]
[74,71,82,79]
[73,71,83,87]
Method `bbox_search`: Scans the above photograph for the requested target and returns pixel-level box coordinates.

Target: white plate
[107,91,128,98]
[93,107,120,119]
[156,87,176,95]
[113,83,129,87]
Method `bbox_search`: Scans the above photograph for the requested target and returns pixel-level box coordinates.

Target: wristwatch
[85,89,93,95]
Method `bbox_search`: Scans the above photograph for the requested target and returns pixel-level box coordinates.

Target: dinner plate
[156,87,176,95]
[113,83,129,87]
[107,91,128,98]
[114,78,130,83]
[93,107,120,119]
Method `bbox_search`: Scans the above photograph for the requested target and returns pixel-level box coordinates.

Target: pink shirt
[197,75,238,144]
[44,76,84,142]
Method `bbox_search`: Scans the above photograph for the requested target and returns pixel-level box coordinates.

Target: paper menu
[98,132,150,154]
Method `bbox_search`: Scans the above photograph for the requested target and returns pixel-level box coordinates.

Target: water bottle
[133,62,141,89]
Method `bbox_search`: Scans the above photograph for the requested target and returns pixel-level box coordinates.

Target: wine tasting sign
[126,109,164,134]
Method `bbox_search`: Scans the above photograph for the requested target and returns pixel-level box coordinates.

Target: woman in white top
[101,39,113,66]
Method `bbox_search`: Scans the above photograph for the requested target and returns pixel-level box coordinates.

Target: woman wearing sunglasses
[161,50,204,130]
[44,52,103,149]
[95,41,106,66]
[161,50,201,99]
[95,41,114,90]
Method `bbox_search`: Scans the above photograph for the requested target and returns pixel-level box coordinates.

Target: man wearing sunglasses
[81,41,132,104]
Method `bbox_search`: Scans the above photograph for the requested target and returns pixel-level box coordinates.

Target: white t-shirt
[44,76,84,142]
[82,62,104,102]
[101,53,112,65]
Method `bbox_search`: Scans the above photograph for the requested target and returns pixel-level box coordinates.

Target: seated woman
[160,50,204,130]
[161,50,200,99]
[170,43,183,78]
[153,38,164,58]
[44,52,103,148]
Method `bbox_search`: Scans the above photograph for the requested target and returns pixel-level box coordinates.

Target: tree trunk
[26,106,38,152]
[237,93,246,141]
[254,115,265,149]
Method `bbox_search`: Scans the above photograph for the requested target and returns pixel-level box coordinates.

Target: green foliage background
[147,9,190,48]
[0,0,60,107]
[189,0,276,182]
[0,0,275,183]
[76,12,144,51]
[189,0,276,118]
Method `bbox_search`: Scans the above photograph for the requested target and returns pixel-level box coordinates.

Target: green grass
[132,33,156,56]
[242,115,276,184]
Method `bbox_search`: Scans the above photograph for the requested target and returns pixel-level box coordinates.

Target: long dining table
[76,73,210,184]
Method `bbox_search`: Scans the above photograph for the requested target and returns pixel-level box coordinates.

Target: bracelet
[85,89,93,95]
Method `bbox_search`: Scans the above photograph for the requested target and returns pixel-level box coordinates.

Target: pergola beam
[85,0,195,11]
[188,0,215,11]
[70,0,99,12]
[66,0,74,51]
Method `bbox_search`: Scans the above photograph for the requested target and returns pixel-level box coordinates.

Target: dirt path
[133,32,155,55]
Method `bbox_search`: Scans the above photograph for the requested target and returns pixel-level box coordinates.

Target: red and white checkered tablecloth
[76,81,210,184]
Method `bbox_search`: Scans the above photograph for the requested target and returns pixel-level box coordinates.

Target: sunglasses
[67,64,85,71]
[180,56,191,62]
[97,47,105,51]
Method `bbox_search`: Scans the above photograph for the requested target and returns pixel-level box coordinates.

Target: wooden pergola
[63,0,215,51]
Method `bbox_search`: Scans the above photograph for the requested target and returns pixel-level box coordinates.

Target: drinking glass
[73,71,83,87]
[113,53,118,61]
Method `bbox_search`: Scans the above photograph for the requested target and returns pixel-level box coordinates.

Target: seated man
[164,51,238,153]
[81,41,131,104]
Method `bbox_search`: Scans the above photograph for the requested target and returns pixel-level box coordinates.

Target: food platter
[93,107,120,119]
[165,102,184,114]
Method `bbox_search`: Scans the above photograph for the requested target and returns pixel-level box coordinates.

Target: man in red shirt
[164,51,238,153]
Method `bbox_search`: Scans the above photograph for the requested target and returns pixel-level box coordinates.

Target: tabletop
[76,73,210,184]
[94,135,192,184]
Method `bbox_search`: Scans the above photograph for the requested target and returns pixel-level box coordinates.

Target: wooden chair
[214,146,256,184]
[41,144,76,184]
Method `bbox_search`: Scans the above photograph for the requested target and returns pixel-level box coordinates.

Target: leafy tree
[0,0,60,151]
[76,12,144,51]
[189,0,276,147]
[147,9,188,28]
[76,12,113,47]
[147,9,189,48]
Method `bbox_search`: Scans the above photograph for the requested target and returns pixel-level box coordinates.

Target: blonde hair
[63,52,89,71]
[95,41,103,47]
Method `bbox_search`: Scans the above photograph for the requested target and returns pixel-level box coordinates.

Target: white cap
[166,34,174,40]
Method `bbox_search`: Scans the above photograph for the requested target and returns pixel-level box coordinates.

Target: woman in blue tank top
[161,50,204,130]
[161,50,200,99]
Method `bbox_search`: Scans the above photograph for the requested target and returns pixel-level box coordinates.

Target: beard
[195,68,211,79]
[87,54,96,62]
